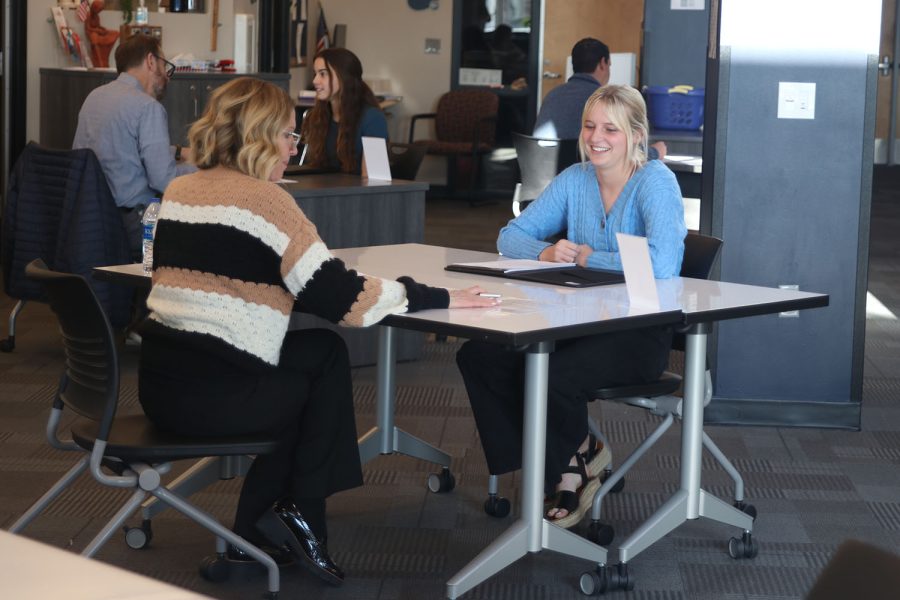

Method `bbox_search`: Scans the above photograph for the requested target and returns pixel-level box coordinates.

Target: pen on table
[479,293,502,299]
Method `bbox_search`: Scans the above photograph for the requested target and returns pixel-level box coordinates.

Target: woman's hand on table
[539,239,580,263]
[449,286,502,308]
[575,244,593,267]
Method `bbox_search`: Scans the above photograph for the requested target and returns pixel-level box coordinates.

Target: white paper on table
[362,137,392,181]
[616,233,660,311]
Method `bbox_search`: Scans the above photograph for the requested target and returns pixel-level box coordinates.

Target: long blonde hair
[578,85,649,172]
[188,77,294,180]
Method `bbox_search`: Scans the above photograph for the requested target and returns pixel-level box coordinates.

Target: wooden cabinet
[40,69,290,149]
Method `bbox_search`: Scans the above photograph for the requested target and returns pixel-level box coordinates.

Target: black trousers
[139,328,363,542]
[456,326,672,494]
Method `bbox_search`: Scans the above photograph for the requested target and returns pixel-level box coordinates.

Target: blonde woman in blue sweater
[457,85,687,529]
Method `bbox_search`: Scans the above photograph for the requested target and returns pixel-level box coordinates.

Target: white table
[0,529,211,599]
[331,243,828,599]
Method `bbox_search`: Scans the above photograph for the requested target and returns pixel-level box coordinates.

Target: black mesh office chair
[511,133,580,216]
[9,259,282,598]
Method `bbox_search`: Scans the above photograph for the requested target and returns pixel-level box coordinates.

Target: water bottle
[135,0,149,25]
[141,199,161,274]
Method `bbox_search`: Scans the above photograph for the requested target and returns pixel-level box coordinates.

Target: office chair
[1,142,131,352]
[408,89,498,195]
[511,133,580,216]
[9,259,282,598]
[388,142,428,180]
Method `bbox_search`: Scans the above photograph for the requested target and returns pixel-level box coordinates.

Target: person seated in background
[300,48,388,174]
[138,77,497,586]
[457,85,686,529]
[534,37,666,160]
[72,34,195,260]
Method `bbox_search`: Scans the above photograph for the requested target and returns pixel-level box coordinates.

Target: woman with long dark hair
[301,48,387,173]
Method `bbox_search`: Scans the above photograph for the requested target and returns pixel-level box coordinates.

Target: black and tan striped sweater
[143,167,447,370]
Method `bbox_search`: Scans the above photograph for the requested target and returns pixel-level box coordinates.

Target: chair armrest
[471,114,498,152]
[409,113,437,143]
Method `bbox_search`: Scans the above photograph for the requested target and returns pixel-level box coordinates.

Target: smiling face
[269,114,299,182]
[312,57,340,102]
[581,102,631,173]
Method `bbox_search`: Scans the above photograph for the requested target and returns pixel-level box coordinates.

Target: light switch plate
[777,82,816,120]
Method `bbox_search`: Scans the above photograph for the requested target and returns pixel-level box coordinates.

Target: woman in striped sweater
[138,77,496,586]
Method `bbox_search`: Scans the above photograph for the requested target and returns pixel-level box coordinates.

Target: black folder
[444,263,624,288]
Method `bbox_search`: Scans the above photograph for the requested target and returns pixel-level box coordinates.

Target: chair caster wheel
[601,469,625,493]
[587,520,615,546]
[0,336,14,352]
[427,467,455,493]
[579,566,608,595]
[124,519,152,549]
[608,562,634,591]
[728,531,759,559]
[734,500,757,520]
[483,495,511,518]
[199,554,231,582]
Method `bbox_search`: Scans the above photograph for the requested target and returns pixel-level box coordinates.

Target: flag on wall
[75,0,90,22]
[316,4,330,53]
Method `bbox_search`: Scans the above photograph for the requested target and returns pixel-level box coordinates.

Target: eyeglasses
[153,54,176,78]
[284,130,302,149]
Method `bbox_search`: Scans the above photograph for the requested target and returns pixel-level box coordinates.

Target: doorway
[876,0,900,164]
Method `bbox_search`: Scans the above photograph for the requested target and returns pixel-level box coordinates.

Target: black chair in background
[1,142,132,352]
[10,259,282,597]
[387,142,427,180]
[511,133,580,216]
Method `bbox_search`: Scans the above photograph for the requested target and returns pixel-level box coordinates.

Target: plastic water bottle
[135,0,149,25]
[141,199,161,274]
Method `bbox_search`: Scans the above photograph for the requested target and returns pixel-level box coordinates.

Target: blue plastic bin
[645,85,705,130]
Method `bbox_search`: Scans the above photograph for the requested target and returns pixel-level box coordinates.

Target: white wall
[26,1,241,143]
[314,0,452,143]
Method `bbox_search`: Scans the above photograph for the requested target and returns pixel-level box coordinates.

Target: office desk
[0,529,211,599]
[330,243,828,599]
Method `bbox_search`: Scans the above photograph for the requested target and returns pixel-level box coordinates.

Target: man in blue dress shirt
[73,34,196,259]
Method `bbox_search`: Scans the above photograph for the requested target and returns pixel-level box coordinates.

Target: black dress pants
[139,328,363,543]
[456,326,672,495]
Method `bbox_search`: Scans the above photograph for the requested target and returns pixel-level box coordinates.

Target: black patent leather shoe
[255,499,344,586]
[226,543,295,567]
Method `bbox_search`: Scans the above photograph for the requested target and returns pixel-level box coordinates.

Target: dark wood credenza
[40,68,290,149]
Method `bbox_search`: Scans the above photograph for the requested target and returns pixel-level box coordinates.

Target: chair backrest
[435,89,499,145]
[512,133,580,203]
[3,142,132,326]
[680,232,723,279]
[24,259,119,439]
[388,142,427,180]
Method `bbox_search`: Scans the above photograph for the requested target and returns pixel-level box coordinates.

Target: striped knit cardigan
[143,167,447,370]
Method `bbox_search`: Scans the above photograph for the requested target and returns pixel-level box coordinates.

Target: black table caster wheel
[734,500,757,520]
[123,519,153,549]
[587,520,615,546]
[728,531,759,559]
[607,562,634,591]
[579,565,608,595]
[427,467,455,493]
[483,494,511,518]
[199,554,231,582]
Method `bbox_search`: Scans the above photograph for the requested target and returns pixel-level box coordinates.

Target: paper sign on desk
[616,233,660,311]
[362,137,392,181]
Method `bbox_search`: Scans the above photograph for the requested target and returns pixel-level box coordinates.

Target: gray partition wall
[702,1,879,428]
[642,0,710,89]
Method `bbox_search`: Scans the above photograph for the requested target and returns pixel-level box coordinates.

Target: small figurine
[85,0,119,68]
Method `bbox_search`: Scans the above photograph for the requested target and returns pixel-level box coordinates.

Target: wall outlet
[425,38,441,54]
[778,284,800,317]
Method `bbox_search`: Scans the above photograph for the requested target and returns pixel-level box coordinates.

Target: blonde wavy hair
[188,77,294,180]
[578,84,650,172]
